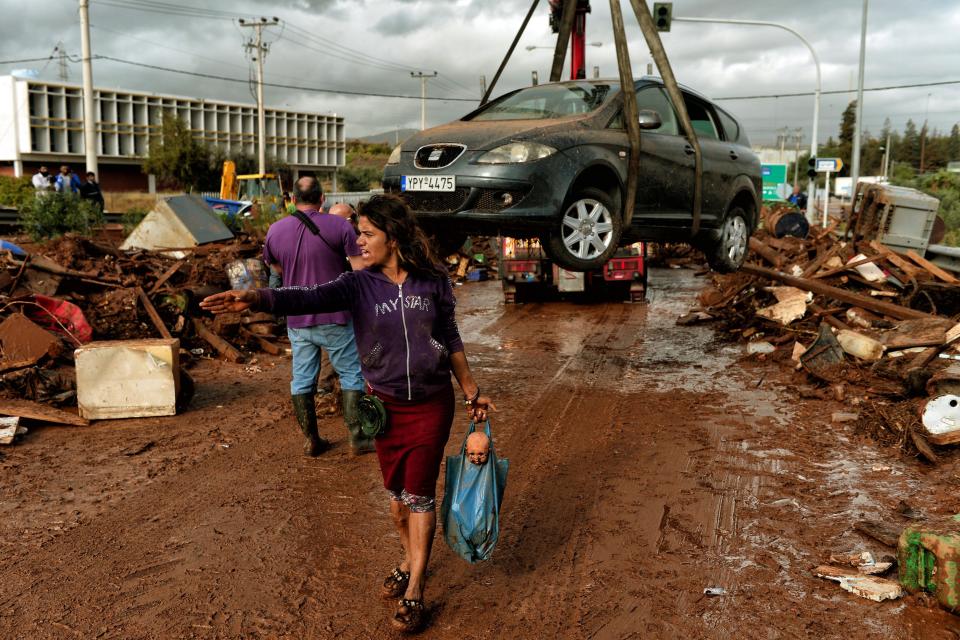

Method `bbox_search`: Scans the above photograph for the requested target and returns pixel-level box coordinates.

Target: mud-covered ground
[2,269,959,639]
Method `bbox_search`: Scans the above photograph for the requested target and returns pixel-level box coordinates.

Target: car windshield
[467,82,618,121]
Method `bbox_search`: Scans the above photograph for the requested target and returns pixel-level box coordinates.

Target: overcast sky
[2,0,959,149]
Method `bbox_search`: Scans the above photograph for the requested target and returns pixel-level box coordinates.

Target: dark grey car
[382,78,760,272]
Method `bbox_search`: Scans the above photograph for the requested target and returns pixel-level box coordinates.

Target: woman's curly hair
[357,194,448,279]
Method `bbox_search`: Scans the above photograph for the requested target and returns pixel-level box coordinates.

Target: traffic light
[807,156,817,179]
[653,2,672,32]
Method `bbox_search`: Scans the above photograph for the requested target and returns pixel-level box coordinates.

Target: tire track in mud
[426,301,643,639]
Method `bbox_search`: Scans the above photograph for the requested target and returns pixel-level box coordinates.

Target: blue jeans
[288,322,364,394]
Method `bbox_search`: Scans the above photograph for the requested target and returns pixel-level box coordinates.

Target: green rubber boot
[342,389,375,456]
[291,393,330,457]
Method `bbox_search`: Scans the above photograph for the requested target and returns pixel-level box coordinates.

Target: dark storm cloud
[1,0,958,143]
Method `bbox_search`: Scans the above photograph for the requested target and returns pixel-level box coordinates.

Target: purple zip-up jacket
[259,269,464,401]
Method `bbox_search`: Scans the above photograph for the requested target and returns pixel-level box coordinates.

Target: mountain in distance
[354,128,420,145]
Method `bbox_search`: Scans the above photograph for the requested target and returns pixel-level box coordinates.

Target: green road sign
[761,163,789,201]
[761,163,788,184]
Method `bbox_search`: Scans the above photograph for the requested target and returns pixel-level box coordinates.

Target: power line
[0,56,58,65]
[95,55,477,102]
[715,79,960,101]
[89,0,244,21]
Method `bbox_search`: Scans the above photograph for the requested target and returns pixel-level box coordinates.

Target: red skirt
[373,384,455,498]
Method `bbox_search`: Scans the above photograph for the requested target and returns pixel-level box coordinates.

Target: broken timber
[740,263,931,321]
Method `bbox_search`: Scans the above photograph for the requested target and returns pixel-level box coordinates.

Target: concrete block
[75,339,181,420]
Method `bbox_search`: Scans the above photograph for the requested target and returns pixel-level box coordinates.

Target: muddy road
[1,268,958,639]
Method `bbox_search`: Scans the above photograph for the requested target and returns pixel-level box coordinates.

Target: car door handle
[683,144,695,155]
[729,150,739,160]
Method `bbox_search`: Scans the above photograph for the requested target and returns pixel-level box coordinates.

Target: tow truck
[499,0,646,304]
[500,237,646,303]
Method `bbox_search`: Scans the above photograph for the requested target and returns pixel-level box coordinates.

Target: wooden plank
[193,318,243,363]
[801,245,839,278]
[135,287,173,340]
[148,260,185,295]
[740,263,932,321]
[812,254,881,280]
[868,241,924,279]
[748,237,782,268]
[240,327,282,355]
[0,399,89,426]
[809,303,852,332]
[906,249,960,284]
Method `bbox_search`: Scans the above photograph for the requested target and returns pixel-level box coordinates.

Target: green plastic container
[898,514,960,613]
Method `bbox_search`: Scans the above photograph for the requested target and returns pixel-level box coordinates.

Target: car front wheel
[545,187,623,271]
[704,207,750,273]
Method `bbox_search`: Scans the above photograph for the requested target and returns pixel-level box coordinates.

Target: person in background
[55,165,81,194]
[263,176,372,457]
[32,165,52,192]
[201,194,495,633]
[79,171,105,211]
[788,184,808,212]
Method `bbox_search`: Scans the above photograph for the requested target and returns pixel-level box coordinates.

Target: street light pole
[673,16,822,217]
[850,0,869,192]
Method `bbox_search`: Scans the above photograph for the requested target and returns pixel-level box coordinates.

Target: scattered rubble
[688,203,960,460]
[1,197,287,431]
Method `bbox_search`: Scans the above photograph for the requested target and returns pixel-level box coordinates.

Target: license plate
[401,175,455,192]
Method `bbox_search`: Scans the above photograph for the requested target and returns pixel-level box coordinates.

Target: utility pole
[240,17,279,176]
[883,133,892,180]
[850,0,869,193]
[480,75,487,100]
[55,42,69,82]
[78,0,97,176]
[777,126,789,164]
[411,71,437,130]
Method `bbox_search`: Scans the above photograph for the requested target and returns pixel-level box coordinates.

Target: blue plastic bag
[440,420,509,563]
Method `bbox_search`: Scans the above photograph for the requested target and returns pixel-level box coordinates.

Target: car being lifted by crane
[383,0,760,290]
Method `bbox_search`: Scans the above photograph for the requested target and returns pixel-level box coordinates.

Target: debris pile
[446,236,500,283]
[1,215,280,437]
[686,208,960,459]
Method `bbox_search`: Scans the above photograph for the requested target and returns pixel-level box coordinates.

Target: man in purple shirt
[263,176,370,457]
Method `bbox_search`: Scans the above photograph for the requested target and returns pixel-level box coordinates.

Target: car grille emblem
[415,144,466,169]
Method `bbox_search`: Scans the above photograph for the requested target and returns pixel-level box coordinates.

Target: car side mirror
[637,109,662,130]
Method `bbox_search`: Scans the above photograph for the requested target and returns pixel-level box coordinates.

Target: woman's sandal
[391,598,426,633]
[380,567,410,599]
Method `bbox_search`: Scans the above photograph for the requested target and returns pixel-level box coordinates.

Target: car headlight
[386,144,402,165]
[477,142,556,164]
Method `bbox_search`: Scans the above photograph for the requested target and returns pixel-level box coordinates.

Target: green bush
[0,175,35,208]
[920,171,960,248]
[18,193,104,241]
[338,166,382,192]
[121,207,149,235]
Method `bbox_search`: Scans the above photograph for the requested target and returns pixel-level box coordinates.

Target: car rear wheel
[545,187,622,271]
[704,207,750,273]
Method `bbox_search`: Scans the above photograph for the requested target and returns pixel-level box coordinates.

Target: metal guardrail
[926,244,960,274]
[324,190,383,208]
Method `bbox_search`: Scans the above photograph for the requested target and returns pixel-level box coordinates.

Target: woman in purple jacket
[201,194,494,633]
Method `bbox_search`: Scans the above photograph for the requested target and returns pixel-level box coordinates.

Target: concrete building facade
[0,75,345,191]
